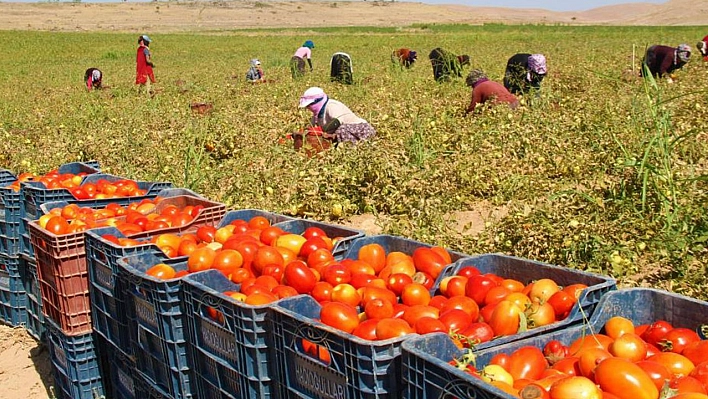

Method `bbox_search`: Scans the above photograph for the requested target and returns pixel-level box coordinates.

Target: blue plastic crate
[273,219,364,260]
[402,288,708,399]
[183,270,277,399]
[134,369,174,399]
[18,254,45,341]
[99,336,139,399]
[19,173,173,257]
[432,253,617,350]
[270,294,412,399]
[0,253,27,327]
[0,162,100,257]
[117,252,193,399]
[45,317,105,399]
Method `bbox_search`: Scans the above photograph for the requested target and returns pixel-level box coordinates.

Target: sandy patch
[0,324,53,399]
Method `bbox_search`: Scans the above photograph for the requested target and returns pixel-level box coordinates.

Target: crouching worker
[503,53,547,96]
[429,47,470,82]
[84,67,103,91]
[330,52,354,85]
[297,87,375,146]
[697,35,708,61]
[465,69,519,115]
[392,48,418,68]
[246,59,266,83]
[641,44,691,82]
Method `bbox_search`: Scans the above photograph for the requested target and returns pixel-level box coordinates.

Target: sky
[409,0,667,12]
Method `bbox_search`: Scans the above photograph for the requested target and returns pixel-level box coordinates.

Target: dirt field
[0,324,53,399]
[0,0,705,33]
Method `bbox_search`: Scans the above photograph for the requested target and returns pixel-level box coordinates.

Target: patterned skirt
[335,123,376,143]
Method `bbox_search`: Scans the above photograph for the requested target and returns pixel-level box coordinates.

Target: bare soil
[0,324,53,399]
[0,0,705,33]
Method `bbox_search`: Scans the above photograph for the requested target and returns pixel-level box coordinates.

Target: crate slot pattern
[118,252,193,399]
[183,270,275,399]
[45,317,104,399]
[20,173,171,257]
[85,208,291,355]
[433,253,617,350]
[30,221,92,334]
[19,254,45,341]
[270,294,410,399]
[401,288,708,399]
[0,169,21,257]
[0,253,27,326]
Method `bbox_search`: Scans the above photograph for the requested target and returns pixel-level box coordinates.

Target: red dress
[135,45,155,84]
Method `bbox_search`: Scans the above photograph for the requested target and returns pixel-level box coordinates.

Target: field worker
[84,67,103,91]
[429,47,470,83]
[503,53,547,95]
[330,52,354,85]
[291,40,315,79]
[697,35,708,60]
[641,44,691,82]
[391,48,418,68]
[246,59,265,83]
[298,87,375,144]
[135,35,155,92]
[465,69,519,114]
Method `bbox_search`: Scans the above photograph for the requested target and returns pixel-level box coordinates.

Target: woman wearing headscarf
[391,48,418,69]
[428,47,470,83]
[291,40,315,79]
[297,87,375,144]
[246,59,265,83]
[465,69,519,115]
[84,67,103,91]
[641,44,691,82]
[503,53,547,95]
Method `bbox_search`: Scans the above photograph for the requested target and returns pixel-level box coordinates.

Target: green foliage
[0,26,707,297]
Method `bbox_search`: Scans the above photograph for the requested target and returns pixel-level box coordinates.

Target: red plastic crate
[30,222,92,335]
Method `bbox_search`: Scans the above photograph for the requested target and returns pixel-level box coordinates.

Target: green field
[1,25,707,297]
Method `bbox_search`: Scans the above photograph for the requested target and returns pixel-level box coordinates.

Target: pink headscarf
[307,94,328,116]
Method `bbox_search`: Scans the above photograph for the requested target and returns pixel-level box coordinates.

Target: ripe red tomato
[364,298,395,320]
[310,281,333,303]
[146,263,177,280]
[440,295,480,321]
[439,309,473,333]
[438,276,468,298]
[689,361,708,392]
[402,305,440,327]
[352,319,380,340]
[460,322,494,344]
[465,274,498,305]
[386,273,413,296]
[547,290,576,320]
[414,317,447,335]
[526,302,557,328]
[594,357,659,399]
[659,328,701,354]
[320,302,360,333]
[299,236,329,258]
[359,286,397,308]
[488,300,523,337]
[508,346,549,381]
[670,375,708,395]
[187,247,216,272]
[401,283,431,306]
[259,226,285,246]
[551,357,581,376]
[647,352,696,376]
[456,266,481,278]
[358,243,386,273]
[636,360,673,391]
[284,261,317,294]
[303,226,327,241]
[322,263,352,286]
[412,247,447,279]
[375,318,414,340]
[683,341,708,365]
[641,320,673,346]
[45,216,70,235]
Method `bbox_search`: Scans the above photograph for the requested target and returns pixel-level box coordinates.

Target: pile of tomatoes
[456,317,708,399]
[434,268,587,344]
[38,198,203,236]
